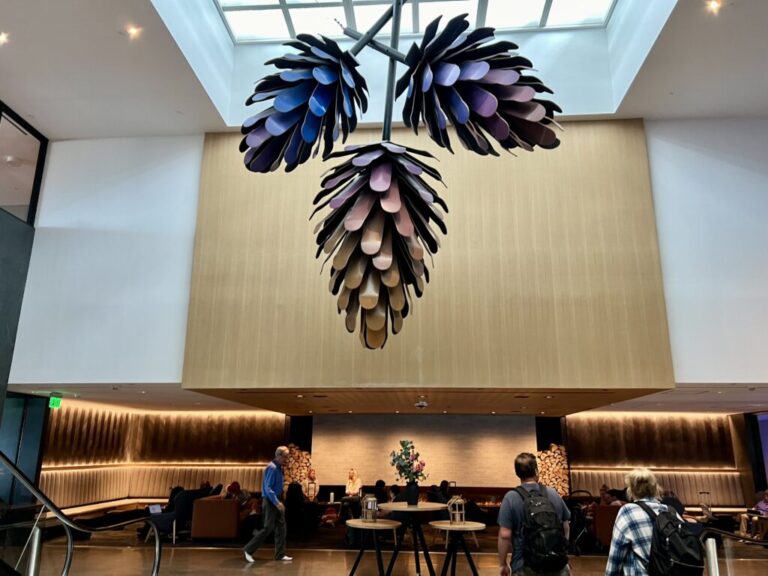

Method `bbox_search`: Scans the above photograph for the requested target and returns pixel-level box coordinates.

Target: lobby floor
[31,546,768,575]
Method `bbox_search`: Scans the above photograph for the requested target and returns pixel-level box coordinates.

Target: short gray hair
[275,445,289,457]
[625,468,658,501]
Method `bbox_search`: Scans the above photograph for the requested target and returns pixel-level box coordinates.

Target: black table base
[440,532,479,576]
[349,528,397,576]
[386,516,435,576]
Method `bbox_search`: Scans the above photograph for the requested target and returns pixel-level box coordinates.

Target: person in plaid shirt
[605,468,677,576]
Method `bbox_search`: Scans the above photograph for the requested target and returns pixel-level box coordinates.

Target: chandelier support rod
[381,0,403,141]
[340,25,407,64]
[349,0,407,56]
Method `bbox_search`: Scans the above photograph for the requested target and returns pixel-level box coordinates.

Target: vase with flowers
[390,440,428,505]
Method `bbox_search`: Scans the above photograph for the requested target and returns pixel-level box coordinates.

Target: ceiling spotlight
[308,410,313,414]
[545,395,553,399]
[540,411,546,415]
[491,411,496,415]
[706,0,721,14]
[395,410,400,414]
[296,394,303,398]
[125,24,142,40]
[442,410,447,414]
[140,390,146,395]
[347,410,352,414]
[0,32,9,46]
[418,395,426,399]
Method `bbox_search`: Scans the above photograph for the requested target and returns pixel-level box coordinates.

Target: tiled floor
[27,545,768,575]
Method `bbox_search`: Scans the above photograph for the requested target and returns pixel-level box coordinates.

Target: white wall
[312,415,537,488]
[9,136,204,384]
[647,118,768,383]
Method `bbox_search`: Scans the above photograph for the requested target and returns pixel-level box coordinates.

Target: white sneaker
[244,551,255,563]
[278,555,293,561]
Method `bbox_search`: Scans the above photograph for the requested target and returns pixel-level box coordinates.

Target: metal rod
[350,0,407,55]
[705,538,719,576]
[381,0,403,141]
[340,24,407,63]
[26,527,42,576]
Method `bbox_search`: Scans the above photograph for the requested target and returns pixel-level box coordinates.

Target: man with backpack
[605,468,704,576]
[498,453,571,575]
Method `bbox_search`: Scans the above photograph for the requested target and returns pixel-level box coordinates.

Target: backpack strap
[513,486,530,501]
[634,500,657,522]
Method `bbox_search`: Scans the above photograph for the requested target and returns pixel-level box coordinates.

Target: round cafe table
[428,521,486,576]
[346,518,401,576]
[378,502,448,576]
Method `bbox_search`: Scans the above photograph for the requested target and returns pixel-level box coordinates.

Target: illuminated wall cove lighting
[215,0,621,43]
[238,2,561,348]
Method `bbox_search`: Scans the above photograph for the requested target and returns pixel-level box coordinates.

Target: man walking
[244,445,293,563]
[498,453,570,576]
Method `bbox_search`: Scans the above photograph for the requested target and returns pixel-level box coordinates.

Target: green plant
[390,440,428,484]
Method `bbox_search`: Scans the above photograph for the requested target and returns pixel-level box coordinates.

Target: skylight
[214,0,620,44]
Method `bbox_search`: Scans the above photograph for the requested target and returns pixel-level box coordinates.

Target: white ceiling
[0,0,226,140]
[602,383,768,413]
[619,0,768,118]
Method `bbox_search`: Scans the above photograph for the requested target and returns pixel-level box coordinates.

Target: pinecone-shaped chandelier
[240,35,368,173]
[396,14,561,155]
[240,1,561,348]
[312,142,447,349]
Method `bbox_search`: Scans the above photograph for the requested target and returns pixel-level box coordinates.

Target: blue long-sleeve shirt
[262,459,284,506]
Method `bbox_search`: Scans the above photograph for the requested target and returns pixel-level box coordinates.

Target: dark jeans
[244,500,286,559]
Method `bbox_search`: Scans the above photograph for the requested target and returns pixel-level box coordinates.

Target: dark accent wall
[133,411,286,462]
[535,416,566,451]
[42,404,288,466]
[0,392,48,505]
[566,414,735,468]
[0,210,34,424]
[43,402,134,466]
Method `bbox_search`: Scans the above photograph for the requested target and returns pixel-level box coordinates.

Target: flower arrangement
[390,440,428,484]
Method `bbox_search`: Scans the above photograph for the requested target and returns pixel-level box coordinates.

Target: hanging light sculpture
[241,1,561,348]
[240,35,368,173]
[396,14,561,155]
[312,141,447,349]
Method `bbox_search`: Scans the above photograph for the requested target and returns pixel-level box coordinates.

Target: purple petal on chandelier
[397,14,561,155]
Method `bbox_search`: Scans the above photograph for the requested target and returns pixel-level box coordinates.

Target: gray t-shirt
[497,482,571,572]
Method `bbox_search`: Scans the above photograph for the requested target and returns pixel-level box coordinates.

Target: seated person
[224,481,259,518]
[426,484,446,503]
[661,489,685,516]
[374,479,389,504]
[389,484,401,502]
[606,489,626,507]
[345,468,362,497]
[302,469,320,502]
[340,468,363,522]
[439,480,451,502]
[739,491,768,538]
[199,480,212,495]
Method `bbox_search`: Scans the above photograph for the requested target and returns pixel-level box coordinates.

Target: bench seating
[570,468,745,507]
[40,464,266,509]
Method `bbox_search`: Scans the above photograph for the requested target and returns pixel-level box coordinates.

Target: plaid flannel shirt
[604,499,671,576]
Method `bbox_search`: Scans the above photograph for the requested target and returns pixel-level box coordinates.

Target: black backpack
[514,484,569,573]
[635,501,705,576]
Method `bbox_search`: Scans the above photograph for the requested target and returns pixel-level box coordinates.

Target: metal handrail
[699,526,768,576]
[699,526,768,546]
[0,450,162,575]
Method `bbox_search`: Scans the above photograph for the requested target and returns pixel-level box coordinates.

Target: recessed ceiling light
[395,410,400,414]
[296,394,303,398]
[308,410,313,414]
[540,411,545,415]
[521,406,527,410]
[0,32,9,46]
[716,391,723,395]
[545,395,553,399]
[418,395,426,399]
[347,410,352,414]
[140,390,146,395]
[125,24,142,40]
[491,411,496,415]
[442,410,447,414]
[706,0,722,14]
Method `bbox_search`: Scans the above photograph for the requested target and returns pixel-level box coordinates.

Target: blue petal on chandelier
[396,14,561,156]
[241,35,369,173]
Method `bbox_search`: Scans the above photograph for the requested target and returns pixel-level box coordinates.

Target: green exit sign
[49,396,63,409]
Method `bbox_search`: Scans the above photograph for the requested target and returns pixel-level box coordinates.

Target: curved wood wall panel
[44,403,133,466]
[42,402,287,466]
[133,412,286,463]
[183,122,673,408]
[566,413,735,468]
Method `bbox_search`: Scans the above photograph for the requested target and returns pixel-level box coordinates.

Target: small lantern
[448,495,466,525]
[361,494,379,522]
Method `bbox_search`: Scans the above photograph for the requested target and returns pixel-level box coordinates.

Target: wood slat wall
[184,122,673,403]
[42,403,287,466]
[566,413,736,468]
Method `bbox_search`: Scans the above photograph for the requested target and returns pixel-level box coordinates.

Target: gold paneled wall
[184,122,673,399]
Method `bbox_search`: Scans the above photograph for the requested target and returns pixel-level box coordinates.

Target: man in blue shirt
[244,445,292,563]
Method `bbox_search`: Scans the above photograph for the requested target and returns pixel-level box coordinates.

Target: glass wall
[0,102,47,225]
